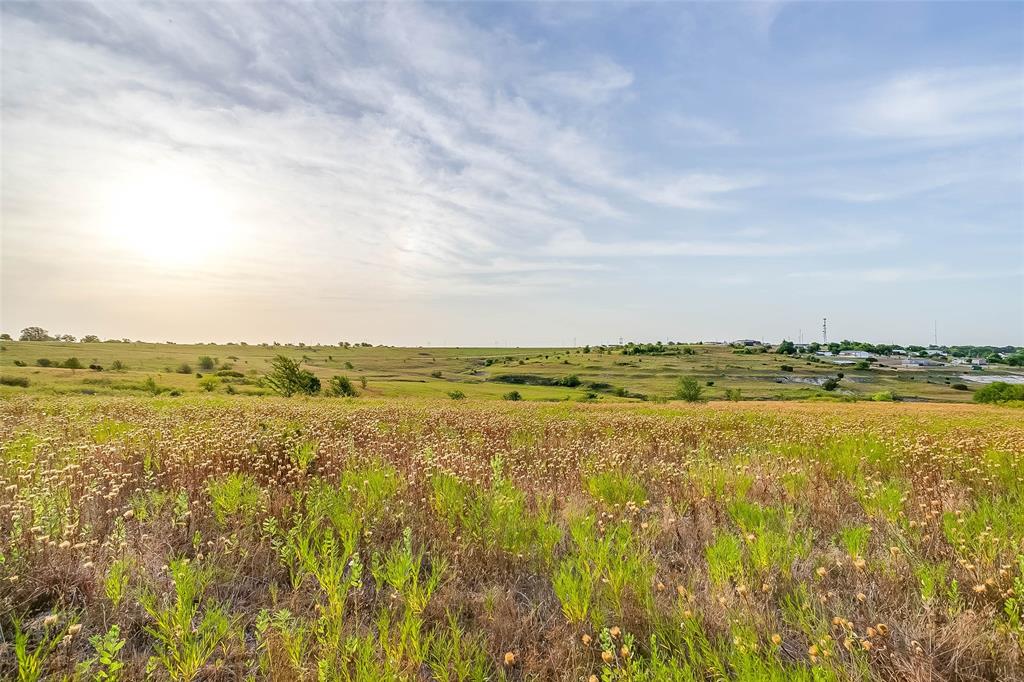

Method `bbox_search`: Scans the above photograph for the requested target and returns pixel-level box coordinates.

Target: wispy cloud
[843,67,1024,140]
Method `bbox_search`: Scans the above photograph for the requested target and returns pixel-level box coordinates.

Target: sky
[2,1,1022,347]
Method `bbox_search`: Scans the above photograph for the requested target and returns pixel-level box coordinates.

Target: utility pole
[934,320,938,347]
[822,318,828,345]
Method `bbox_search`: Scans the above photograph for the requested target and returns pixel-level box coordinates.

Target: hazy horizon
[2,2,1022,346]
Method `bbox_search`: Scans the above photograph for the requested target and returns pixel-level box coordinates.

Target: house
[838,350,872,359]
[902,357,943,367]
[952,357,987,367]
[735,339,762,347]
[816,351,834,357]
[925,349,946,356]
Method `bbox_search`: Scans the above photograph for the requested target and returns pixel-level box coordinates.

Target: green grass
[3,339,1015,402]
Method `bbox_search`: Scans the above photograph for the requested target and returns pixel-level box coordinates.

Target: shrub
[264,355,320,397]
[1,376,29,387]
[822,377,841,391]
[199,376,219,392]
[871,391,895,402]
[675,377,703,402]
[430,370,443,378]
[855,360,870,370]
[502,390,522,401]
[176,363,193,374]
[36,358,53,367]
[952,383,969,391]
[558,374,581,387]
[448,390,466,400]
[780,365,793,372]
[110,360,124,371]
[62,357,83,369]
[725,388,742,401]
[198,356,216,371]
[13,360,26,367]
[328,375,358,397]
[973,382,1024,404]
[89,364,103,371]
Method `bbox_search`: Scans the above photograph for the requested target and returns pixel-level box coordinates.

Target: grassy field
[3,340,1019,403]
[1,396,1022,680]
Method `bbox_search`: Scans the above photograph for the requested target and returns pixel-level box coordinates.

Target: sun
[102,167,235,267]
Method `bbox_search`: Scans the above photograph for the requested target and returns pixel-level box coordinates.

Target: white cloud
[844,67,1024,140]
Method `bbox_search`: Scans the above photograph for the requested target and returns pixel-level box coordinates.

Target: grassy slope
[1,340,1019,402]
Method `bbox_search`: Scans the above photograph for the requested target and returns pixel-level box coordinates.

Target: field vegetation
[4,339,1022,403]
[1,396,1022,680]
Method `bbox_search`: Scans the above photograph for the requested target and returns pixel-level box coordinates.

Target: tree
[675,377,703,402]
[264,355,320,397]
[502,390,522,401]
[822,377,841,391]
[62,357,83,370]
[20,327,50,341]
[198,356,216,371]
[328,375,358,397]
[81,335,100,343]
[973,382,1024,404]
[0,333,11,340]
[776,340,796,355]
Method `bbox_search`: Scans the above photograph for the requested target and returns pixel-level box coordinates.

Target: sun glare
[102,168,235,267]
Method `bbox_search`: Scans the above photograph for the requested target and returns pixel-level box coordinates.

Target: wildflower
[876,623,888,636]
[43,614,59,628]
[771,634,782,645]
[601,650,614,664]
[619,645,630,657]
[503,652,516,666]
[856,592,866,602]
[609,626,621,638]
[68,624,82,636]
[816,566,827,577]
[862,640,872,651]
[582,634,592,646]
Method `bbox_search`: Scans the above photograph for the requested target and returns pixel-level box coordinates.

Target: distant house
[838,350,872,359]
[735,339,762,347]
[952,357,987,367]
[925,349,946,356]
[816,351,834,357]
[892,349,907,355]
[831,359,857,365]
[902,357,943,367]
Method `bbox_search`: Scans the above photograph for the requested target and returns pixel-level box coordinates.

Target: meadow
[3,340,1018,403]
[1,396,1022,681]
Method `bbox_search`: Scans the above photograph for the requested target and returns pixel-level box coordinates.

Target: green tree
[973,382,1024,404]
[675,377,703,402]
[20,326,50,341]
[264,355,320,397]
[502,390,522,401]
[198,356,216,371]
[63,357,83,369]
[328,375,358,397]
[776,339,796,355]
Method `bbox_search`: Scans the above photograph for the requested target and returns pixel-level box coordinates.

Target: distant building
[902,357,943,367]
[816,351,834,357]
[838,350,872,359]
[735,339,762,347]
[924,349,946,356]
[952,357,988,367]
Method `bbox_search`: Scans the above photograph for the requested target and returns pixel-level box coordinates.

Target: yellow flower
[503,652,516,666]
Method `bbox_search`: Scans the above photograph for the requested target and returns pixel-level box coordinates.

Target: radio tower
[822,318,828,345]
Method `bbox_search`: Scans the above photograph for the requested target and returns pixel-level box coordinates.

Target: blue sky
[2,1,1021,345]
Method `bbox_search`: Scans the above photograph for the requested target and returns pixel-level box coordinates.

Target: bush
[725,388,742,401]
[780,365,793,372]
[199,376,219,392]
[89,364,103,371]
[198,356,216,371]
[36,358,52,367]
[706,381,714,386]
[430,370,443,378]
[448,390,466,400]
[855,361,870,370]
[558,374,582,387]
[1,376,29,387]
[871,391,895,402]
[176,363,193,374]
[13,360,26,367]
[62,357,83,369]
[822,377,841,391]
[973,382,1024,404]
[952,383,969,391]
[675,377,703,402]
[502,390,522,401]
[264,355,320,397]
[328,375,358,397]
[111,360,125,371]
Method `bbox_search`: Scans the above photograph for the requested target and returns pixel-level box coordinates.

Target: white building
[838,350,872,359]
[902,357,943,367]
